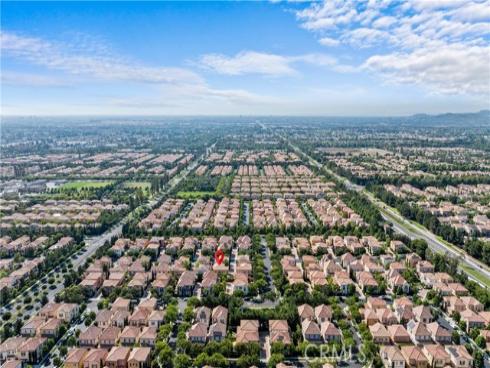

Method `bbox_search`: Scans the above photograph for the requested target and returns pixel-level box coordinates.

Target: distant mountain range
[406,110,490,126]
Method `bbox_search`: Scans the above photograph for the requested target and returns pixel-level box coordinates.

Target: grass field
[460,263,490,288]
[60,180,113,190]
[177,191,216,199]
[123,181,151,190]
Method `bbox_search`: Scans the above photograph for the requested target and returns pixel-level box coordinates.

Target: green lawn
[60,180,113,190]
[177,191,216,199]
[123,181,151,190]
[459,263,490,289]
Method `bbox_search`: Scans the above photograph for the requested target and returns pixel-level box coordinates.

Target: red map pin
[214,248,225,266]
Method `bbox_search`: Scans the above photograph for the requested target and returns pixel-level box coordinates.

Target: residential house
[426,322,451,344]
[320,322,341,343]
[314,305,332,324]
[235,320,259,345]
[380,346,405,368]
[0,337,26,362]
[407,321,432,344]
[301,320,322,343]
[139,327,157,347]
[422,345,450,368]
[369,323,391,344]
[79,326,102,347]
[148,310,165,328]
[105,347,131,368]
[445,345,473,368]
[206,321,226,342]
[187,322,208,343]
[400,346,429,368]
[18,337,46,364]
[64,348,88,368]
[460,309,486,332]
[297,304,314,322]
[120,326,140,346]
[128,347,151,368]
[211,306,228,325]
[39,318,62,338]
[269,320,291,345]
[99,327,121,348]
[413,306,433,324]
[387,325,411,344]
[82,348,108,368]
[176,271,196,297]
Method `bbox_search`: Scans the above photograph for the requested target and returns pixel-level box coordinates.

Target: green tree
[158,343,174,368]
[173,353,192,368]
[268,353,284,368]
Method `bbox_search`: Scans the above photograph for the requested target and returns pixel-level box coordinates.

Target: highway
[281,135,490,288]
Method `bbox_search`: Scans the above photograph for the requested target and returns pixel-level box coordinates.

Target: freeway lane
[366,191,490,287]
[281,135,490,288]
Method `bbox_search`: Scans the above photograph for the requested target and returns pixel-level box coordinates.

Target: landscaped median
[372,194,490,289]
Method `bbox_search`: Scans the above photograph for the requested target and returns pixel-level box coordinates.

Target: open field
[60,180,113,190]
[176,191,215,199]
[123,181,151,190]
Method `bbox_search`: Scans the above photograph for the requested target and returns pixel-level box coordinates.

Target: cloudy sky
[1,1,489,116]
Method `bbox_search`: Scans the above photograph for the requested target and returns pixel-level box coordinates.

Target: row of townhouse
[138,199,184,230]
[252,199,308,229]
[307,198,365,228]
[210,165,232,176]
[231,175,335,199]
[298,304,342,343]
[187,306,229,343]
[0,257,44,295]
[179,199,216,230]
[111,235,249,259]
[227,254,252,295]
[381,344,473,368]
[1,304,78,364]
[237,165,258,175]
[0,235,49,255]
[64,346,151,368]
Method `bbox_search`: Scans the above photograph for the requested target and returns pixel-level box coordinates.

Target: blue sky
[1,1,489,116]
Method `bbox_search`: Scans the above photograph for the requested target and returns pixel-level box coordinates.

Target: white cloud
[409,0,470,11]
[346,28,394,47]
[1,71,71,87]
[363,44,490,95]
[198,51,296,76]
[198,51,341,76]
[1,31,281,108]
[0,31,202,85]
[294,0,490,95]
[372,16,397,28]
[319,36,340,46]
[450,0,490,21]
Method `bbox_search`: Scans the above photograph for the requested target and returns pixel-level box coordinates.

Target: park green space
[176,191,215,199]
[123,181,151,190]
[60,180,113,190]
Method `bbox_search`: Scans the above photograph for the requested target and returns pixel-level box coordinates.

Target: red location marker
[214,248,225,266]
